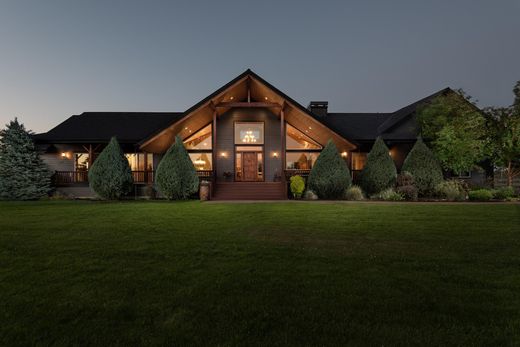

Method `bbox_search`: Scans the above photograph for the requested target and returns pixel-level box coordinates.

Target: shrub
[303,190,318,200]
[0,118,51,200]
[88,137,133,200]
[493,186,515,200]
[360,137,397,195]
[155,135,199,200]
[396,171,414,187]
[468,189,493,201]
[401,137,443,197]
[374,188,404,201]
[345,185,364,201]
[307,140,351,199]
[290,175,305,198]
[396,185,418,201]
[436,180,467,201]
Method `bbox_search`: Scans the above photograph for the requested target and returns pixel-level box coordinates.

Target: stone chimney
[308,101,328,117]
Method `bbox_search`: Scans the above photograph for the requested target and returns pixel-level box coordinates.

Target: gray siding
[215,108,282,182]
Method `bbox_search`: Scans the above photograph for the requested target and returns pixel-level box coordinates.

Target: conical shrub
[88,137,133,199]
[401,137,443,196]
[155,135,199,200]
[360,137,397,195]
[307,140,351,199]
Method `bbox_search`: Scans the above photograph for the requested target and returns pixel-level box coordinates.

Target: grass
[0,201,519,346]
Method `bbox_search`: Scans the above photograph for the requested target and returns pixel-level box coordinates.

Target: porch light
[230,96,234,100]
[272,152,278,158]
[341,151,348,158]
[220,152,227,158]
[61,152,70,159]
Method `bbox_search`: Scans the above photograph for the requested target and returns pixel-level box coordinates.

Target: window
[351,152,367,171]
[74,153,89,171]
[184,124,212,150]
[286,152,319,170]
[189,153,212,170]
[286,124,322,150]
[125,153,153,171]
[235,122,264,145]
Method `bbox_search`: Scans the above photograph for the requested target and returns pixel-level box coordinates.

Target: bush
[303,190,318,200]
[493,186,515,200]
[360,137,397,195]
[345,185,364,201]
[436,180,467,201]
[290,175,305,198]
[468,189,493,201]
[88,137,133,200]
[401,137,443,197]
[373,188,404,201]
[155,135,199,200]
[396,171,414,187]
[396,185,418,201]
[307,140,351,199]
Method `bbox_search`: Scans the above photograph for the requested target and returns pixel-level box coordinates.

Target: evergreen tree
[0,118,51,200]
[155,135,199,200]
[401,137,443,196]
[88,137,133,199]
[307,140,351,199]
[360,137,397,195]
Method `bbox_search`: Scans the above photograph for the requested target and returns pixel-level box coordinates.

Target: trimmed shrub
[88,137,133,200]
[303,190,318,200]
[155,135,199,200]
[396,185,418,201]
[468,189,493,201]
[436,180,467,201]
[401,137,443,197]
[290,175,305,198]
[360,137,397,195]
[0,118,51,200]
[345,185,364,201]
[373,188,404,201]
[307,140,351,199]
[396,171,414,187]
[493,186,515,200]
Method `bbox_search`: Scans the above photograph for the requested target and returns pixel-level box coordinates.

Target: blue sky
[1,0,519,133]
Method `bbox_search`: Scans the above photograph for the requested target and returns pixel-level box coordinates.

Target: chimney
[308,101,328,117]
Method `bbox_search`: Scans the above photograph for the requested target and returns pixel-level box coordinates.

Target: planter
[199,181,210,201]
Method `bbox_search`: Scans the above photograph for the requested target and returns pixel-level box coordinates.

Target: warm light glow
[273,152,278,158]
[341,151,348,158]
[230,96,234,100]
[264,96,268,100]
[61,152,67,158]
[388,151,392,156]
[241,130,257,143]
[194,159,206,166]
[220,152,227,157]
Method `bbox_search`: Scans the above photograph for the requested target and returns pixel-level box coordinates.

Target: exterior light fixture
[341,151,348,158]
[273,152,278,158]
[220,152,227,158]
[61,152,67,158]
[264,96,268,100]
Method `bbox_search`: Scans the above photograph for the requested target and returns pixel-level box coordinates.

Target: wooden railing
[132,171,154,184]
[284,169,311,179]
[196,170,214,180]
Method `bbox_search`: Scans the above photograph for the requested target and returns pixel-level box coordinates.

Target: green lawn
[1,201,519,346]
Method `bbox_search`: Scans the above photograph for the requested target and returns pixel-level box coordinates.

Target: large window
[286,152,319,170]
[125,153,153,171]
[184,124,213,170]
[189,153,212,171]
[235,122,264,144]
[286,124,322,150]
[74,153,89,171]
[351,152,367,171]
[285,124,321,170]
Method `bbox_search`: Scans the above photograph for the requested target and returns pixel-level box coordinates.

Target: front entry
[235,146,263,181]
[242,152,258,181]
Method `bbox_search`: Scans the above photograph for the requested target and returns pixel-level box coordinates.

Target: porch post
[280,107,286,196]
[88,144,94,169]
[212,109,217,178]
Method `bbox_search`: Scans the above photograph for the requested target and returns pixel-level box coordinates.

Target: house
[34,69,483,199]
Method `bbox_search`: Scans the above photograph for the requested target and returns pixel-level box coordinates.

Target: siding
[41,153,74,171]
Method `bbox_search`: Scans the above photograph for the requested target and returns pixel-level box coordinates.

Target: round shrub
[88,137,133,200]
[468,189,493,201]
[155,135,199,200]
[345,185,364,201]
[307,140,351,199]
[396,171,414,187]
[303,190,318,200]
[360,137,397,195]
[493,186,515,200]
[290,175,305,198]
[436,180,467,201]
[373,188,404,201]
[396,185,418,201]
[401,137,443,197]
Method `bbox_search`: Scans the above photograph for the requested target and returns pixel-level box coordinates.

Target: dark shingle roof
[318,113,392,140]
[34,112,183,144]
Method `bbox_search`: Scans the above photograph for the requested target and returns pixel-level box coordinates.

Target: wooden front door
[242,152,258,181]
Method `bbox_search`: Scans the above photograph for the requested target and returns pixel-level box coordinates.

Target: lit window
[286,152,320,170]
[74,153,89,171]
[286,124,322,150]
[234,122,264,145]
[189,153,212,170]
[125,153,153,171]
[351,152,367,171]
[184,124,212,150]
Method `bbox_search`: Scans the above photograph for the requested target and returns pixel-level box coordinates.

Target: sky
[0,0,519,133]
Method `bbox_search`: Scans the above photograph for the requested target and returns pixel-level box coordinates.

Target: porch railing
[284,169,311,179]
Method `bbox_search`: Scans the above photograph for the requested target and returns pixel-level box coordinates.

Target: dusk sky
[1,0,519,133]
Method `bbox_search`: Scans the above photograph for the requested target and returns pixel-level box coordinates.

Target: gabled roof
[34,112,183,144]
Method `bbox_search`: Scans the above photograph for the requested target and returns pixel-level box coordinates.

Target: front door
[242,152,258,181]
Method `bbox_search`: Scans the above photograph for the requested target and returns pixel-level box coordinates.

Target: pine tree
[0,118,51,200]
[88,137,133,199]
[155,135,199,200]
[360,137,397,195]
[307,140,351,199]
[401,137,443,196]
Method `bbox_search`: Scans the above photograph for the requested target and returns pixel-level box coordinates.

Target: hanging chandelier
[242,130,257,143]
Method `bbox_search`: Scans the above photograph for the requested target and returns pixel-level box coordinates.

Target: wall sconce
[341,151,348,158]
[272,152,278,158]
[61,152,70,159]
[220,152,227,158]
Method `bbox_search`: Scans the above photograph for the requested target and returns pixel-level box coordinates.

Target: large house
[34,69,480,199]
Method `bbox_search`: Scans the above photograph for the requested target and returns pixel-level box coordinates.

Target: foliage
[307,140,351,199]
[396,171,414,187]
[289,175,305,198]
[373,188,404,201]
[417,90,487,174]
[468,189,493,201]
[344,185,364,201]
[493,186,515,200]
[360,137,397,195]
[155,135,199,200]
[484,81,520,187]
[402,138,444,197]
[396,185,418,201]
[88,137,133,199]
[0,118,51,200]
[303,190,318,200]
[436,180,467,201]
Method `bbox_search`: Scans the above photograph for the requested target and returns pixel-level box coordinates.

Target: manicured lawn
[1,201,519,346]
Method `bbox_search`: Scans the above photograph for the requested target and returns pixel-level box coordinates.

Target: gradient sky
[1,0,519,133]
